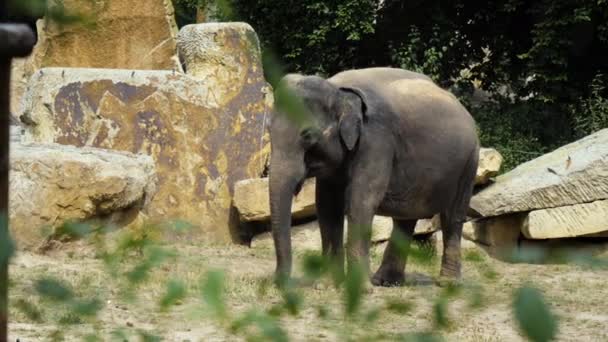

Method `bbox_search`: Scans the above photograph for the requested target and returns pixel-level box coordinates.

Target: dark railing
[0,3,36,340]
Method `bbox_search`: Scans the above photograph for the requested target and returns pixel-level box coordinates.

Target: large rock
[9,143,157,249]
[10,0,181,121]
[177,23,268,107]
[475,148,503,185]
[233,178,315,222]
[471,129,608,217]
[29,0,180,71]
[20,67,270,241]
[521,200,608,239]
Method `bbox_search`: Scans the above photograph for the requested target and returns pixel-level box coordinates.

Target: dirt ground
[7,232,608,342]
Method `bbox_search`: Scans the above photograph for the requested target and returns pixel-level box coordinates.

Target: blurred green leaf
[464,250,485,263]
[138,330,162,342]
[201,270,226,319]
[125,246,173,284]
[71,298,103,317]
[514,286,557,342]
[14,299,44,322]
[35,278,74,301]
[400,332,444,342]
[281,288,302,316]
[433,297,449,330]
[364,306,381,323]
[230,310,288,342]
[58,312,83,325]
[301,252,328,280]
[162,219,195,233]
[84,334,101,342]
[0,214,14,268]
[110,329,129,341]
[54,221,94,239]
[344,262,365,316]
[386,299,414,314]
[274,82,314,129]
[159,279,187,310]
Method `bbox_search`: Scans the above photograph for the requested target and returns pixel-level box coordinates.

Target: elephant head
[269,74,367,283]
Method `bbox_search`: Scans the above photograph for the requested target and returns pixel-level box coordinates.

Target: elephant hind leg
[439,149,479,281]
[371,218,417,287]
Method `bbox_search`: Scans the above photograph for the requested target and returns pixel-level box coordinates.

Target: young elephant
[269,67,479,286]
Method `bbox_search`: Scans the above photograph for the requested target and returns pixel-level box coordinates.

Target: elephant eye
[300,127,321,148]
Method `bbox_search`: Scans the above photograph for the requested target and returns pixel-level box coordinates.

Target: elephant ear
[338,87,367,151]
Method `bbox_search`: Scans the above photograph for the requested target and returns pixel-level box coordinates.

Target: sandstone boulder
[177,22,271,108]
[475,148,503,185]
[29,0,180,72]
[20,67,270,241]
[521,200,608,239]
[10,0,181,121]
[9,143,157,249]
[470,129,608,217]
[233,178,315,222]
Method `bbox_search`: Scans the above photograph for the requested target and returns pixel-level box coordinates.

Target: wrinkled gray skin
[269,67,479,286]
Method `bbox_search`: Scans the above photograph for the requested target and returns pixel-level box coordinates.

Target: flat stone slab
[522,199,608,239]
[471,129,608,217]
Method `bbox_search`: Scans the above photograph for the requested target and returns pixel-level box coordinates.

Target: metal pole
[0,16,36,341]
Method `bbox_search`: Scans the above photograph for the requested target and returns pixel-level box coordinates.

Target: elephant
[268,67,479,287]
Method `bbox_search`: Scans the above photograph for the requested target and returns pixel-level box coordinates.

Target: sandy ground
[6,233,608,342]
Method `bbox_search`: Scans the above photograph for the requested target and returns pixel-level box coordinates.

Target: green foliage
[514,286,558,342]
[201,269,227,319]
[159,279,187,310]
[344,261,365,316]
[218,0,608,170]
[571,73,608,138]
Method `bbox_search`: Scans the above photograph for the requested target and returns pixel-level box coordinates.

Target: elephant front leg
[345,210,374,279]
[316,179,346,282]
[345,176,389,281]
[372,219,417,287]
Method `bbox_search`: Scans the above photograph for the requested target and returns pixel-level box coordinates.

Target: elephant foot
[436,272,462,288]
[371,268,405,287]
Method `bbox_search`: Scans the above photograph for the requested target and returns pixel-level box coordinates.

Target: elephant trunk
[269,153,306,284]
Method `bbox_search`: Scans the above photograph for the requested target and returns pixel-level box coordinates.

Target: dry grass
[7,234,608,341]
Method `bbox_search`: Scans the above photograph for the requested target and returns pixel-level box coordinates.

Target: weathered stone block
[177,23,270,107]
[522,200,608,239]
[471,129,608,217]
[10,0,181,121]
[30,0,180,71]
[463,214,523,251]
[475,148,503,185]
[9,143,157,249]
[233,178,315,222]
[20,68,271,241]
